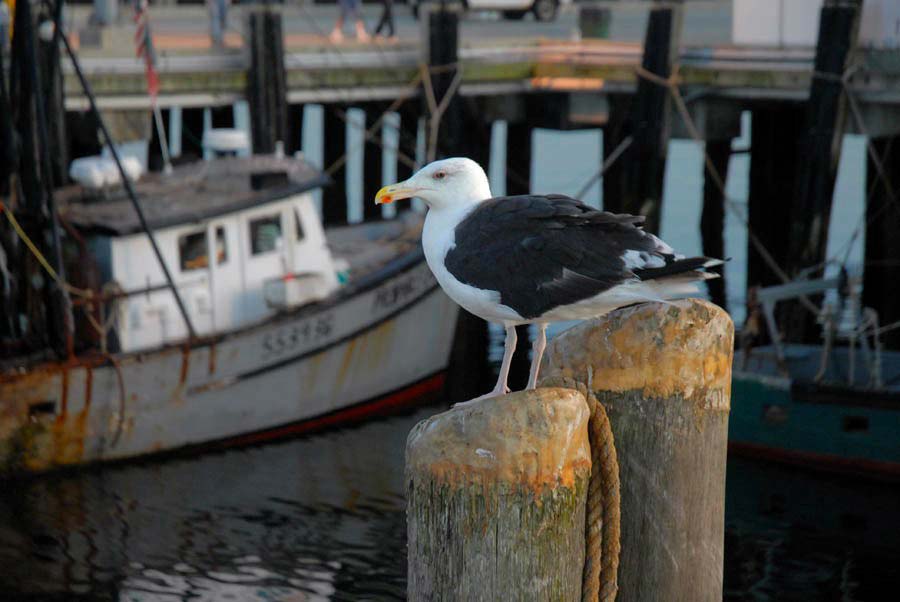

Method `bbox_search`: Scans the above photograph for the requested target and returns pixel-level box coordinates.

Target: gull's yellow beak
[375,183,418,205]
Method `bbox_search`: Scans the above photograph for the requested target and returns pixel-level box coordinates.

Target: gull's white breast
[422,206,524,324]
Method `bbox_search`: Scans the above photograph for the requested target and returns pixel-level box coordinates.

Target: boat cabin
[60,155,337,352]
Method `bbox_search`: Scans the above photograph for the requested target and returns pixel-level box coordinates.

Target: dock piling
[406,388,592,600]
[747,106,803,294]
[408,299,734,601]
[540,299,734,601]
[246,7,287,155]
[422,1,463,161]
[504,120,534,390]
[607,2,683,233]
[700,138,731,311]
[322,104,349,225]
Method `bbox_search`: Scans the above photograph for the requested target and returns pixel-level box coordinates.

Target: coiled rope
[542,376,620,602]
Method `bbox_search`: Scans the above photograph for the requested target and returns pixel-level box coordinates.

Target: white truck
[409,0,571,22]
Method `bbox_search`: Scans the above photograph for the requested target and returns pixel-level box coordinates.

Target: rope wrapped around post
[541,376,620,602]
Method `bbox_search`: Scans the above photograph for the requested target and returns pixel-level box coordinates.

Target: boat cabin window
[179,227,228,271]
[249,214,283,255]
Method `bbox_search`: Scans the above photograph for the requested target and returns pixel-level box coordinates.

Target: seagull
[375,157,722,403]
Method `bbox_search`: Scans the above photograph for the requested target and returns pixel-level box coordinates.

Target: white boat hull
[0,256,458,476]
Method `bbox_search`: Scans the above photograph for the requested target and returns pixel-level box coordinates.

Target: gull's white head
[374,157,491,211]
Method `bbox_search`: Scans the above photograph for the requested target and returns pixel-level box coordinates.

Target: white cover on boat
[203,128,250,154]
[69,155,144,189]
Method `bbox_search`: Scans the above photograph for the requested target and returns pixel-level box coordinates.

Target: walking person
[373,0,396,42]
[329,0,369,43]
[208,0,229,48]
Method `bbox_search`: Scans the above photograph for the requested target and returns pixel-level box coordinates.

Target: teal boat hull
[729,346,900,480]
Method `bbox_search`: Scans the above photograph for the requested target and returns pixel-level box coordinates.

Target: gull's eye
[433,171,446,181]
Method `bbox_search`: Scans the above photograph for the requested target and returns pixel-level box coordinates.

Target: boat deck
[736,344,900,393]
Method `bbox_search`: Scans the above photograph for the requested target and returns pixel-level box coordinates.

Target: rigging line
[573,135,633,201]
[422,64,464,163]
[0,201,92,299]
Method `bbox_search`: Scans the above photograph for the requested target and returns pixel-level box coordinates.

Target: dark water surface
[1,400,898,601]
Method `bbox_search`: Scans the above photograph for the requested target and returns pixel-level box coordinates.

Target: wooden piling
[422,1,463,160]
[147,108,170,172]
[747,106,803,292]
[246,7,287,154]
[180,107,205,161]
[539,299,734,602]
[602,94,631,214]
[406,388,591,600]
[284,104,305,156]
[322,104,348,225]
[505,120,533,390]
[607,3,682,233]
[784,0,863,342]
[701,138,731,311]
[863,136,900,350]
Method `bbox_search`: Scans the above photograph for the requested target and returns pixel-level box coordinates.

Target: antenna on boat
[52,3,197,340]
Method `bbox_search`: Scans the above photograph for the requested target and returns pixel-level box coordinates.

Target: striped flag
[133,0,159,101]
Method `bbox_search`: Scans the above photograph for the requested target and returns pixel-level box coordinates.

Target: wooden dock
[67,38,900,112]
[53,1,900,349]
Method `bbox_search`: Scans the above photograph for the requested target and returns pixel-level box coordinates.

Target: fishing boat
[0,1,458,477]
[0,143,458,477]
[729,275,900,480]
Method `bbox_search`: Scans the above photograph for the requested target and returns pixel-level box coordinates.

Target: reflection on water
[0,404,420,602]
[724,457,900,602]
[2,399,898,601]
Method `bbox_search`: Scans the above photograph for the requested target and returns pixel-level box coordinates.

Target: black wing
[444,194,713,319]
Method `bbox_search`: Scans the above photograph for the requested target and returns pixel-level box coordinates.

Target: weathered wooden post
[407,388,592,599]
[407,299,733,601]
[540,299,733,601]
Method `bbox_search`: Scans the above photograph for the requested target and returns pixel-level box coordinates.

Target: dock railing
[405,299,734,601]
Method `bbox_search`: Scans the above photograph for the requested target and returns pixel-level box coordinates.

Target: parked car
[409,0,568,22]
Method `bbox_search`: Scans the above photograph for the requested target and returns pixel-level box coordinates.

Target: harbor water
[1,120,895,601]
